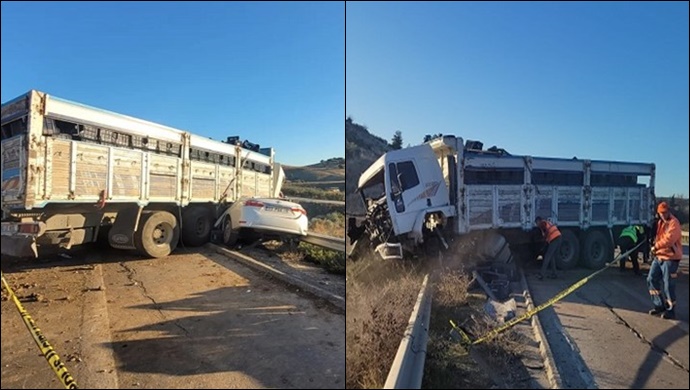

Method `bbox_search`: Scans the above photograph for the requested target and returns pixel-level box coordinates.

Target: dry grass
[423,269,497,389]
[346,257,423,389]
[423,234,528,388]
[435,270,471,307]
[309,212,345,238]
[423,334,495,389]
[346,231,531,389]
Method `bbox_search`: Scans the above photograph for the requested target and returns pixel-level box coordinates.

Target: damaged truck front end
[347,156,403,260]
[347,144,455,261]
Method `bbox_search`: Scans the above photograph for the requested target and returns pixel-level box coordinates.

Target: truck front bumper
[1,235,38,258]
[1,221,45,258]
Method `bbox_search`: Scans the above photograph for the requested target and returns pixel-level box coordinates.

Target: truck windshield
[361,181,385,202]
[1,116,27,141]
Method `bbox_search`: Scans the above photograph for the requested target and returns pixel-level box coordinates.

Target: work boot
[661,310,676,320]
[648,307,665,316]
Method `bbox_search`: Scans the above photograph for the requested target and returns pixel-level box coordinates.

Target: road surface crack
[603,301,689,374]
[118,262,190,337]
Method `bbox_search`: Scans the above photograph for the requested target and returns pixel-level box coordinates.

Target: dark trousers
[541,236,562,276]
[618,236,640,274]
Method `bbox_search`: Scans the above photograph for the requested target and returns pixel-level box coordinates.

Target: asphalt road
[525,250,689,389]
[1,246,344,389]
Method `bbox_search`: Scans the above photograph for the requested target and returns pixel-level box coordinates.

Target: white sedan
[221,197,308,246]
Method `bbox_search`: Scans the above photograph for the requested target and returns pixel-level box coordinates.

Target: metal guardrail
[384,274,432,389]
[287,180,345,185]
[287,196,345,206]
[301,232,345,252]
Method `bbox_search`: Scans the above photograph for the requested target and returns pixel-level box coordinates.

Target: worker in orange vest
[535,216,562,280]
[647,201,683,320]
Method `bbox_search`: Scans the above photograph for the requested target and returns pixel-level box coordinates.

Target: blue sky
[1,1,344,167]
[346,2,689,197]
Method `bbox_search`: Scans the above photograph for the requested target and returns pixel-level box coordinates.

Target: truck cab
[353,138,460,258]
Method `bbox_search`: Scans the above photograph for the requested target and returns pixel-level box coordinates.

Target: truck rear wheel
[181,206,212,247]
[555,229,580,270]
[581,229,612,269]
[134,211,179,258]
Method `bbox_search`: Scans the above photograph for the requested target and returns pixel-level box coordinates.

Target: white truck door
[385,150,449,235]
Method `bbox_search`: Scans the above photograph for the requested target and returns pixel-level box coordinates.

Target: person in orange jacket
[647,201,683,319]
[535,216,562,280]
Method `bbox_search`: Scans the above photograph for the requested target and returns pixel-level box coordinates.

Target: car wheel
[223,217,239,247]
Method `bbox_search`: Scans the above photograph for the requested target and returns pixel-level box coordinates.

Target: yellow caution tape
[450,241,645,348]
[1,272,78,389]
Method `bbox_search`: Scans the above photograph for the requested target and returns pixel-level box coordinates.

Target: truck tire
[222,217,239,247]
[181,206,212,247]
[555,229,580,270]
[581,229,612,269]
[134,211,180,258]
[480,232,512,263]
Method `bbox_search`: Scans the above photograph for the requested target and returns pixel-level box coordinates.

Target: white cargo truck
[1,90,287,258]
[348,135,656,269]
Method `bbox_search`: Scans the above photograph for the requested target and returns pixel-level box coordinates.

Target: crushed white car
[219,197,308,246]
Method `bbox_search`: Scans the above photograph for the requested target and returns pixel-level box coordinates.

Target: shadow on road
[106,284,343,389]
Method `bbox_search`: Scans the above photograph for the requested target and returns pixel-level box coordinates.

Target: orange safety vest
[539,220,562,243]
[655,215,682,260]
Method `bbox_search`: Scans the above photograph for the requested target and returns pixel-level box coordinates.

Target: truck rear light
[18,223,39,234]
[245,200,265,208]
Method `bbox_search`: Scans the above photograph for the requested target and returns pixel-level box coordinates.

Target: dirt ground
[241,240,345,301]
[1,244,345,389]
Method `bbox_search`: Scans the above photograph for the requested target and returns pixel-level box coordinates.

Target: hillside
[345,117,391,214]
[283,157,345,183]
[281,157,345,218]
[283,158,345,194]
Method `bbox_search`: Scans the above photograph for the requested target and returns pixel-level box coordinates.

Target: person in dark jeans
[535,216,562,279]
[647,202,682,320]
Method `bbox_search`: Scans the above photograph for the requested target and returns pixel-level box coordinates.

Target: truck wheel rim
[153,223,172,245]
[560,242,572,262]
[591,242,602,259]
[196,218,207,235]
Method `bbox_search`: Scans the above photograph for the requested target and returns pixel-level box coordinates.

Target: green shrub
[299,242,345,274]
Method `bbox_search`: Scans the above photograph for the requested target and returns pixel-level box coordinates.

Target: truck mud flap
[1,235,38,258]
[108,207,142,250]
